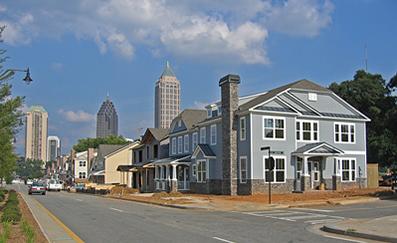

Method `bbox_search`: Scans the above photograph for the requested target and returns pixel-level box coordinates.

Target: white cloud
[51,62,64,71]
[58,109,95,123]
[265,0,334,37]
[0,0,334,63]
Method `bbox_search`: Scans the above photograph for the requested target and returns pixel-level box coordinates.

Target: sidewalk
[321,215,397,243]
[20,193,83,243]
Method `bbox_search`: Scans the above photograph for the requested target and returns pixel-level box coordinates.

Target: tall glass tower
[96,96,118,138]
[154,61,181,128]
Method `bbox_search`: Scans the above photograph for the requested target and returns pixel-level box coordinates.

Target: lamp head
[23,68,33,84]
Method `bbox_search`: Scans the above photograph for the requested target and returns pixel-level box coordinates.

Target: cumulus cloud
[58,109,95,123]
[0,0,334,63]
[265,0,334,37]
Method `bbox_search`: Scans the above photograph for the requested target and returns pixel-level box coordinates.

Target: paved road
[14,184,397,243]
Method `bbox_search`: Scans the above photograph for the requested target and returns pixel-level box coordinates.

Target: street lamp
[1,67,33,84]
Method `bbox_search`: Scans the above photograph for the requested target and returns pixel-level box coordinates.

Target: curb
[105,195,208,210]
[321,225,397,243]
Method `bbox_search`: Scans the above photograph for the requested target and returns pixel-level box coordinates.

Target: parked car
[26,179,34,185]
[380,175,397,186]
[48,179,63,191]
[28,182,46,195]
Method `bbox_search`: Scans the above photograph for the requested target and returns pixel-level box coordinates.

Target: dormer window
[308,93,317,101]
[178,120,182,127]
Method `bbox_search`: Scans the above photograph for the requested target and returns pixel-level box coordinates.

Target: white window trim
[262,155,287,183]
[296,119,319,142]
[200,127,206,144]
[184,134,189,153]
[210,124,217,145]
[239,156,248,183]
[171,137,176,155]
[262,116,286,141]
[338,157,357,182]
[177,136,182,154]
[192,132,198,151]
[196,159,208,183]
[334,122,356,144]
[312,161,320,182]
[240,117,246,141]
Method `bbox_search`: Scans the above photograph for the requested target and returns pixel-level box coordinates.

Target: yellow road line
[32,197,85,243]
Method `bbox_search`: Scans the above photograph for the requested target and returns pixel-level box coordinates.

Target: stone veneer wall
[251,179,295,194]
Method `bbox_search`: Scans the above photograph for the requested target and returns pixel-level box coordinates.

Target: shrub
[1,191,21,224]
[0,221,11,243]
[21,219,35,243]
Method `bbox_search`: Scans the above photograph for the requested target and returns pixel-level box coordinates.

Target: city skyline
[25,105,48,162]
[96,96,119,138]
[3,0,396,154]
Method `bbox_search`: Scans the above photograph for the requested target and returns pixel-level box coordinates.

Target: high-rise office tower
[25,105,48,161]
[96,96,118,138]
[47,136,61,162]
[154,61,180,128]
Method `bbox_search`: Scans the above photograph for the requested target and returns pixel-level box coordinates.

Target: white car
[26,179,34,185]
[48,179,63,191]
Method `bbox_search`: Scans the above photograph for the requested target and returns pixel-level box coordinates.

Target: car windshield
[50,180,56,184]
[32,183,44,187]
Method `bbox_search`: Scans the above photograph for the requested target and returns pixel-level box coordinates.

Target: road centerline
[109,207,124,212]
[212,236,236,243]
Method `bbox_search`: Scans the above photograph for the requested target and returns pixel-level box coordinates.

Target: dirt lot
[107,188,395,211]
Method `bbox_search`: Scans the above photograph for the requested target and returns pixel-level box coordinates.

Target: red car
[28,182,46,195]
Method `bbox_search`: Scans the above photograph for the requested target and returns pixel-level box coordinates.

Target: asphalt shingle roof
[238,79,330,111]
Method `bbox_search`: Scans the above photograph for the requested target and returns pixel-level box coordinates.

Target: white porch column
[154,165,158,179]
[303,156,309,176]
[166,165,170,180]
[172,164,177,180]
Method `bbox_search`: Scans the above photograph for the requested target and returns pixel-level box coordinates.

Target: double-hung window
[335,123,355,143]
[210,124,217,145]
[263,117,285,140]
[177,136,182,154]
[239,156,247,183]
[340,158,356,182]
[184,134,189,153]
[240,117,246,141]
[192,132,198,150]
[171,137,176,154]
[264,156,286,183]
[197,160,207,183]
[200,127,206,144]
[296,120,319,142]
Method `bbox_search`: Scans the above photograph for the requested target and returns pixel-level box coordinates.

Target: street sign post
[261,146,275,204]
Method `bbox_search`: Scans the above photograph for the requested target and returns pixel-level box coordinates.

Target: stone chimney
[219,74,240,195]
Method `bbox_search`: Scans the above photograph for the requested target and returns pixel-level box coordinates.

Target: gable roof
[145,128,169,142]
[171,109,207,132]
[96,144,126,161]
[293,142,344,155]
[105,141,140,158]
[192,144,216,158]
[239,79,330,111]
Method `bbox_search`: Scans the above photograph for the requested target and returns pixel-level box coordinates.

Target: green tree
[329,70,397,167]
[73,135,130,152]
[16,158,44,180]
[0,26,24,183]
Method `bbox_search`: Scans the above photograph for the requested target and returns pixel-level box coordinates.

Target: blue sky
[1,0,396,155]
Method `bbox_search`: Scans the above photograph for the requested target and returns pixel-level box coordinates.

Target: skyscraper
[154,61,181,128]
[47,136,61,162]
[96,96,118,138]
[25,105,48,161]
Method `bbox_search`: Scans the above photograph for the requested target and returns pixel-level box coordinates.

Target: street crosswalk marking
[241,209,345,224]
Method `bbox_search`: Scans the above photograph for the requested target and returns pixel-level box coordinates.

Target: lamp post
[261,146,275,204]
[0,67,33,84]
